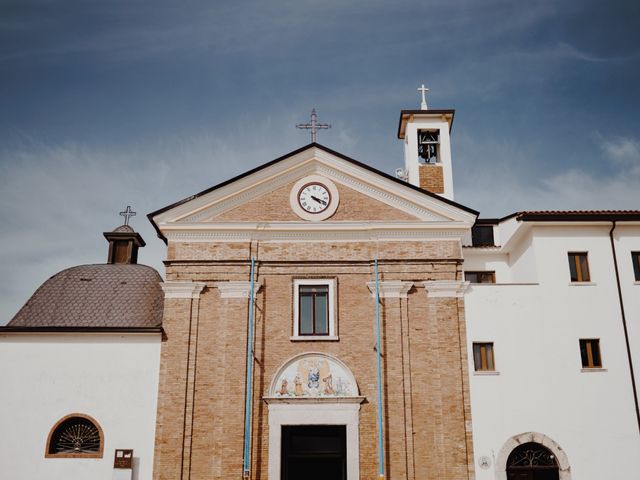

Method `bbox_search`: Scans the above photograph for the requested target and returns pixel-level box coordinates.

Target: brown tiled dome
[8,264,163,328]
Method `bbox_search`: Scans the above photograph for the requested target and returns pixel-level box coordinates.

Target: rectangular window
[473,342,495,371]
[465,271,496,284]
[471,225,495,246]
[632,252,640,281]
[568,252,590,282]
[579,339,602,368]
[293,279,336,339]
[299,285,329,335]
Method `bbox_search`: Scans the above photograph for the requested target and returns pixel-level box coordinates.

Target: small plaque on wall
[114,449,133,469]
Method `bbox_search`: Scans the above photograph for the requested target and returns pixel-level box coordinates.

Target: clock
[289,175,340,221]
[298,182,331,214]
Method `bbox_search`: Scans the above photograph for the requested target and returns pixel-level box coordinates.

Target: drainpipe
[374,258,385,479]
[609,221,640,434]
[243,257,256,478]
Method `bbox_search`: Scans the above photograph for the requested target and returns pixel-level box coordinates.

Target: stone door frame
[495,432,571,480]
[264,398,364,480]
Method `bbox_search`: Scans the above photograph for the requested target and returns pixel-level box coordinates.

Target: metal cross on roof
[296,108,331,143]
[119,206,136,226]
[418,84,429,110]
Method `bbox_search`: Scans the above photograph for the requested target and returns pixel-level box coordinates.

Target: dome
[9,264,164,328]
[112,224,135,233]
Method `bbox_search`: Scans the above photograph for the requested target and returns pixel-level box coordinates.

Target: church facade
[1,99,640,480]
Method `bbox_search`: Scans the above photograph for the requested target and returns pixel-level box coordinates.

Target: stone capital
[214,281,262,299]
[422,280,469,298]
[366,280,414,298]
[160,281,207,299]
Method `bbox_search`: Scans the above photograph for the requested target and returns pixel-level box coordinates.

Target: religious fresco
[271,354,357,398]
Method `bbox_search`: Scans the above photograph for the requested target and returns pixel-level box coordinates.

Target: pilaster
[366,280,414,298]
[153,281,206,480]
[214,281,262,298]
[422,280,469,298]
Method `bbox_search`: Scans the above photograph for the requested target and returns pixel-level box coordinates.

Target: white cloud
[455,134,640,216]
[0,123,304,323]
[601,136,640,165]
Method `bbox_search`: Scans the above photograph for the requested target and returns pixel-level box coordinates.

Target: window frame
[292,279,337,340]
[579,338,602,369]
[471,225,495,247]
[45,413,104,459]
[632,252,640,282]
[568,252,591,282]
[465,271,496,284]
[472,342,496,372]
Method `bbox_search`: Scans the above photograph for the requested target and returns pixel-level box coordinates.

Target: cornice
[462,245,503,253]
[314,164,447,221]
[161,221,469,243]
[263,396,366,405]
[366,280,414,298]
[184,163,317,223]
[214,281,262,298]
[154,152,477,228]
[160,281,207,299]
[153,149,315,224]
[179,160,450,223]
[164,229,463,242]
[422,280,470,298]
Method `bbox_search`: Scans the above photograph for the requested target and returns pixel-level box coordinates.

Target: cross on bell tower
[119,206,136,226]
[417,84,429,110]
[397,85,456,200]
[296,109,331,143]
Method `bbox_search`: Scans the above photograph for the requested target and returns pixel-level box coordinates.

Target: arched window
[507,442,559,480]
[45,414,104,458]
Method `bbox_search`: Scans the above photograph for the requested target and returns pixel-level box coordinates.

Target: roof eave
[147,142,478,242]
[0,326,164,334]
[516,212,640,222]
[397,109,455,139]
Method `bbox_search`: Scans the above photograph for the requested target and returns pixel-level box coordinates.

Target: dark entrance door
[506,442,560,480]
[281,425,346,480]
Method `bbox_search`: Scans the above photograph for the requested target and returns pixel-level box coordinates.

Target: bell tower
[396,85,456,200]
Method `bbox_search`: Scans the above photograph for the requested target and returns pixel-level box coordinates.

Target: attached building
[1,101,639,480]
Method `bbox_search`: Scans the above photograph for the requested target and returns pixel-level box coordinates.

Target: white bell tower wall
[398,109,456,201]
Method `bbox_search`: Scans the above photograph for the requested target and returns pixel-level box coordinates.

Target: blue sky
[1,0,639,321]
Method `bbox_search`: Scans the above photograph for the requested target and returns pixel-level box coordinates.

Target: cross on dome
[418,84,429,110]
[296,108,331,143]
[119,206,136,226]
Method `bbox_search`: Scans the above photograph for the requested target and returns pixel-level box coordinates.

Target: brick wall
[419,164,445,194]
[153,181,474,480]
[153,242,474,480]
[210,181,419,222]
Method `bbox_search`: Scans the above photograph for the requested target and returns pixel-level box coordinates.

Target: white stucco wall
[465,224,640,479]
[613,225,640,404]
[403,117,455,199]
[0,332,161,480]
[462,251,512,283]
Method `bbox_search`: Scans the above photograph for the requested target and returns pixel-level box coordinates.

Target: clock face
[298,183,331,214]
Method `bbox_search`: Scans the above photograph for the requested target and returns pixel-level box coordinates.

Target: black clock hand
[311,195,327,206]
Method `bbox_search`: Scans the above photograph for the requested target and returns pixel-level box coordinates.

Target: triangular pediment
[149,144,477,242]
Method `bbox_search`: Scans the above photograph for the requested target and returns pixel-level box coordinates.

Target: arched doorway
[265,352,364,480]
[506,442,559,480]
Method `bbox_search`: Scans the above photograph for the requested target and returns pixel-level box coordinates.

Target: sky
[1,0,639,322]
